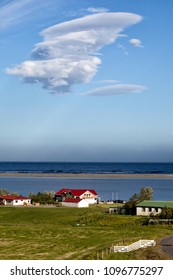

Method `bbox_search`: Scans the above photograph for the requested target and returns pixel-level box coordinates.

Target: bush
[29,191,54,205]
[159,207,173,219]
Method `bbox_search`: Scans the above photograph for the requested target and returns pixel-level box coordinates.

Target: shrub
[159,207,173,219]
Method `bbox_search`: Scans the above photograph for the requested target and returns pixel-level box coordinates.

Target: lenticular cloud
[6,12,142,94]
[82,84,147,96]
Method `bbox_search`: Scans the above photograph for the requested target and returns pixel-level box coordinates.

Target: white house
[136,200,173,216]
[61,197,89,208]
[0,195,31,206]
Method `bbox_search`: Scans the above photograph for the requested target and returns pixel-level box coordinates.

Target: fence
[113,239,156,253]
[92,239,156,259]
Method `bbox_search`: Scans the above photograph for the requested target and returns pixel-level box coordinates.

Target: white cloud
[93,80,120,84]
[7,56,101,93]
[7,12,143,94]
[129,38,144,48]
[0,0,38,29]
[0,1,60,30]
[81,84,147,96]
[117,44,129,55]
[86,7,109,13]
[64,7,109,18]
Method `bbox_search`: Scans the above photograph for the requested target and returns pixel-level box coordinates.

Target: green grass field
[0,206,172,260]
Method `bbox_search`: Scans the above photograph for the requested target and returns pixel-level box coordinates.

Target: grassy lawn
[0,205,173,260]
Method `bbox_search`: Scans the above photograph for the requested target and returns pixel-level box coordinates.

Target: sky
[0,0,173,162]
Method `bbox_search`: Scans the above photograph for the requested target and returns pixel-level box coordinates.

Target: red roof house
[55,188,98,204]
[0,195,31,206]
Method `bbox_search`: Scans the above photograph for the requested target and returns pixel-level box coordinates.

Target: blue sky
[0,0,173,162]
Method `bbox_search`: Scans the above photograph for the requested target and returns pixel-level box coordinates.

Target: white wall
[79,191,98,204]
[78,200,89,207]
[62,200,89,208]
[136,207,162,216]
[2,198,31,206]
[10,199,30,206]
[84,198,97,204]
[13,199,31,206]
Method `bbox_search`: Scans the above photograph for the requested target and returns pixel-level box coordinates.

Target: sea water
[0,162,173,201]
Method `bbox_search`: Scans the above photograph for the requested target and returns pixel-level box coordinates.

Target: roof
[56,188,98,196]
[62,198,82,203]
[55,188,69,195]
[136,200,173,208]
[0,195,30,200]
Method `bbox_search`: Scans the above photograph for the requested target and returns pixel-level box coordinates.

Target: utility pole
[116,192,118,203]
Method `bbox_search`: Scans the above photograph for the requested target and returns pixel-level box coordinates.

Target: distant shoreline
[0,172,173,179]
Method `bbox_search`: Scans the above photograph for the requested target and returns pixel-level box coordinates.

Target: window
[149,207,152,212]
[142,207,145,212]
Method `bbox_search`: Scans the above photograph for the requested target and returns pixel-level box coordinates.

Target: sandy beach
[0,172,173,179]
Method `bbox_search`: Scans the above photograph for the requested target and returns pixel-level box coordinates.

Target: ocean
[0,162,173,174]
[0,162,173,201]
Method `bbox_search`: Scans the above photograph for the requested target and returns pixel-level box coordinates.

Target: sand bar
[0,172,173,179]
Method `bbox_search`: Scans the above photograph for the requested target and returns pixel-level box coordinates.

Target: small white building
[136,200,173,216]
[61,197,89,208]
[0,195,31,206]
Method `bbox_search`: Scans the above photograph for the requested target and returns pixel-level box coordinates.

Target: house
[0,195,31,206]
[136,200,173,216]
[109,206,126,214]
[55,188,98,204]
[61,197,89,208]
